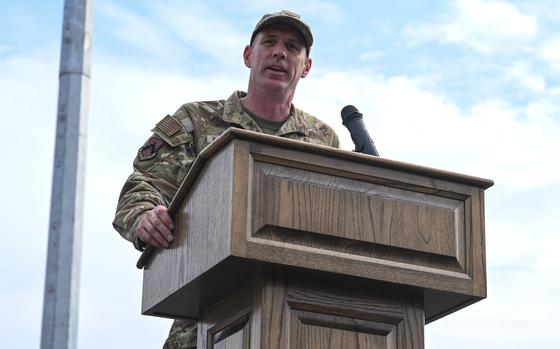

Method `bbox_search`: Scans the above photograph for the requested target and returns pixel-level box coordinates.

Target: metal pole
[41,0,92,348]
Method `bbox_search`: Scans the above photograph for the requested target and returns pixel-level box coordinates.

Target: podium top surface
[171,128,492,208]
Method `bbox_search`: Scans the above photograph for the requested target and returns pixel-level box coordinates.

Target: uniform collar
[222,91,309,136]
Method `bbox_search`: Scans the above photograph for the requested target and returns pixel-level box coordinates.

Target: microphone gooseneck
[341,105,379,156]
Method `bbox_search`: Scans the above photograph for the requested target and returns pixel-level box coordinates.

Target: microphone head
[341,105,363,125]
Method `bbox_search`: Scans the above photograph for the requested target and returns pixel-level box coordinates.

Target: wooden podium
[141,129,493,348]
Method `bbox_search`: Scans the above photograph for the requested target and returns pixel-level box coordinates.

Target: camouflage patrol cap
[250,10,313,53]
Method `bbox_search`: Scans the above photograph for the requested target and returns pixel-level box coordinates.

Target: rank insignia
[138,137,164,161]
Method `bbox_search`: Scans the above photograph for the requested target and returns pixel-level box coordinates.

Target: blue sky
[1,0,559,348]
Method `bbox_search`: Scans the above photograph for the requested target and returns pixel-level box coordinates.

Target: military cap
[250,10,313,53]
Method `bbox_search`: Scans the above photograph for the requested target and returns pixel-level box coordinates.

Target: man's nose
[272,46,287,59]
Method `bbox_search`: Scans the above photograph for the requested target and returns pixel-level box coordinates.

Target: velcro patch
[157,115,182,136]
[138,137,164,161]
[180,116,194,132]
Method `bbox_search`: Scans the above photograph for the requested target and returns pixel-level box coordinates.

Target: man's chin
[262,79,288,91]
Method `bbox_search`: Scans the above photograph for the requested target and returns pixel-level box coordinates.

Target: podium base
[198,271,424,349]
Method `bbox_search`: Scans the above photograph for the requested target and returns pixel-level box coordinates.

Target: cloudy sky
[1,0,559,348]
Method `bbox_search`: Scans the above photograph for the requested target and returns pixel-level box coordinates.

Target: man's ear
[301,57,312,78]
[243,45,252,68]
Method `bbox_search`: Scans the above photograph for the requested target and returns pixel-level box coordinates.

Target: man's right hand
[136,205,174,248]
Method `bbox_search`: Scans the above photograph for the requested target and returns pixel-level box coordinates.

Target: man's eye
[287,43,300,52]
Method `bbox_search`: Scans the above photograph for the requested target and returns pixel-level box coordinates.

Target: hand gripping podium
[141,129,493,349]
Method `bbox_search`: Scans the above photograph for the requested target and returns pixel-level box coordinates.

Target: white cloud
[239,0,344,24]
[97,3,174,57]
[405,0,539,54]
[96,2,251,67]
[505,62,546,92]
[522,0,560,22]
[540,35,560,71]
[359,51,384,62]
[451,0,538,41]
[150,2,247,66]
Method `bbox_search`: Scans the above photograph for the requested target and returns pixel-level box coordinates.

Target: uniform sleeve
[330,131,340,149]
[113,114,196,251]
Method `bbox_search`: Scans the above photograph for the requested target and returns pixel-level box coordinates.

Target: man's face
[244,24,312,96]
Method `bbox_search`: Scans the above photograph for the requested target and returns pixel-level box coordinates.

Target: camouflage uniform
[113,90,339,348]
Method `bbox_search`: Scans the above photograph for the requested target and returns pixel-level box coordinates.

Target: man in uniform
[113,10,339,348]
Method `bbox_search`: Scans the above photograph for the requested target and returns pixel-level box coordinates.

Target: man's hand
[137,205,174,248]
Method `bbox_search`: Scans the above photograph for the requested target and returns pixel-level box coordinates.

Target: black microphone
[341,105,379,156]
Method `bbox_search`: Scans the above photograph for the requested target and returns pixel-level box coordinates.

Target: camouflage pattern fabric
[113,90,339,348]
[162,319,197,349]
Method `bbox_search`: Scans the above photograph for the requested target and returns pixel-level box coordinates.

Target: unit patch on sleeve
[138,137,164,161]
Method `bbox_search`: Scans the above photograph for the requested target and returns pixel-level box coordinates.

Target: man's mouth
[267,65,287,73]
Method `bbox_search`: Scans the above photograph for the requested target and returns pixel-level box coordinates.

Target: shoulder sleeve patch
[138,136,164,161]
[156,115,182,136]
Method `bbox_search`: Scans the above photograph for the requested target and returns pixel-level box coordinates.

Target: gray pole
[40,0,92,348]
